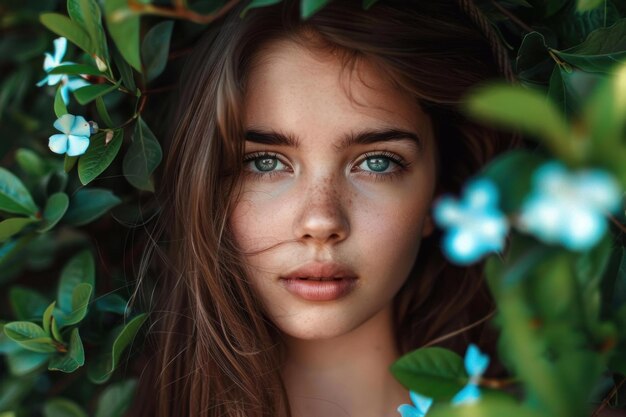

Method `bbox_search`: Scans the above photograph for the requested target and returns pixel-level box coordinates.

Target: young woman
[131,1,518,416]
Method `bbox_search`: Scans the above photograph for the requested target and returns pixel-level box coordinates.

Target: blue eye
[356,153,404,174]
[243,152,289,175]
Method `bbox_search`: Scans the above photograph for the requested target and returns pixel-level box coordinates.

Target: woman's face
[230,39,437,341]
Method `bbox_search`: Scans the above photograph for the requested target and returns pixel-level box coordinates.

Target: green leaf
[301,0,330,19]
[390,347,466,399]
[39,192,69,233]
[43,398,88,417]
[73,82,120,105]
[95,96,114,127]
[54,86,68,118]
[88,313,147,384]
[0,217,38,242]
[63,188,122,226]
[426,397,544,417]
[96,293,128,315]
[104,0,142,73]
[577,0,604,12]
[122,118,162,192]
[48,64,105,77]
[9,287,48,321]
[6,349,50,376]
[78,130,123,185]
[15,148,47,178]
[463,84,582,163]
[57,250,95,313]
[112,46,137,92]
[64,155,78,173]
[51,316,63,344]
[3,321,57,353]
[362,0,379,9]
[515,32,556,85]
[56,283,92,328]
[0,167,39,216]
[552,19,626,73]
[0,323,21,354]
[67,0,110,66]
[0,374,37,411]
[48,327,84,372]
[141,21,174,82]
[239,0,282,18]
[39,13,93,54]
[94,379,137,417]
[43,301,55,336]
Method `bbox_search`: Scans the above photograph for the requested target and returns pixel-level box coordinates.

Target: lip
[280,262,358,301]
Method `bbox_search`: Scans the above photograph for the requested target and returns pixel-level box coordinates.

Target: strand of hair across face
[457,0,517,84]
[421,309,497,348]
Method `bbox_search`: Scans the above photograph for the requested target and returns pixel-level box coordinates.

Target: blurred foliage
[0,0,624,416]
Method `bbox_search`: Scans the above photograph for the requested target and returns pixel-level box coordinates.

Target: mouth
[279,262,358,301]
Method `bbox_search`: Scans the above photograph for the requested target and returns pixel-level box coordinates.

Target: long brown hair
[130,1,517,416]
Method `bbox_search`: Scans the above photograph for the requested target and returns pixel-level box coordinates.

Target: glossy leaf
[39,192,69,233]
[3,321,57,353]
[73,82,120,105]
[391,347,466,399]
[55,283,92,328]
[43,398,88,417]
[9,287,48,321]
[94,379,137,417]
[427,397,544,417]
[88,313,147,384]
[78,129,123,185]
[576,0,604,11]
[64,155,78,173]
[42,301,55,336]
[6,348,50,376]
[104,0,142,72]
[122,118,162,192]
[63,188,122,226]
[96,293,128,315]
[112,46,137,92]
[0,217,38,242]
[141,21,174,82]
[39,13,92,54]
[0,167,39,216]
[67,0,109,65]
[552,18,626,73]
[95,96,114,127]
[48,328,84,372]
[301,0,330,19]
[57,250,95,314]
[48,64,105,76]
[54,86,68,118]
[14,148,47,178]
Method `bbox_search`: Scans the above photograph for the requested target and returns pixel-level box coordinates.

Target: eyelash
[242,151,410,181]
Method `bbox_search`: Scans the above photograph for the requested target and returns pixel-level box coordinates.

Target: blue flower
[433,179,509,265]
[48,114,91,156]
[451,344,490,406]
[397,390,433,417]
[518,162,622,251]
[36,37,89,104]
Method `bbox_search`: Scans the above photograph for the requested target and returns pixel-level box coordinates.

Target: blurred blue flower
[397,390,433,417]
[36,37,89,104]
[451,344,490,406]
[433,179,509,265]
[48,114,91,156]
[518,162,622,251]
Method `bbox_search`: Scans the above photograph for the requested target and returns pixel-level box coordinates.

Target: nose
[293,176,350,245]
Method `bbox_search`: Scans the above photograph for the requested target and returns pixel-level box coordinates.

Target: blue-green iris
[366,157,390,172]
[255,157,278,171]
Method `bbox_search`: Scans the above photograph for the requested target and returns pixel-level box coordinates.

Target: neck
[281,305,410,417]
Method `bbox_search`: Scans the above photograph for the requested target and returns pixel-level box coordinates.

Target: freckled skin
[230,39,437,341]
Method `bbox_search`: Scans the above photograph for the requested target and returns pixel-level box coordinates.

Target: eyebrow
[244,128,423,150]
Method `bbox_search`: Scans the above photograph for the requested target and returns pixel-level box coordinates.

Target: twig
[609,214,626,234]
[591,377,625,417]
[127,0,241,24]
[489,0,534,34]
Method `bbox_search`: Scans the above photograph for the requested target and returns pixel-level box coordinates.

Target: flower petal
[464,344,489,377]
[53,114,76,134]
[451,384,481,406]
[397,404,424,417]
[66,135,90,156]
[443,228,484,265]
[465,179,499,209]
[561,207,606,250]
[66,77,90,91]
[409,391,433,414]
[52,37,67,64]
[48,134,69,154]
[70,115,91,137]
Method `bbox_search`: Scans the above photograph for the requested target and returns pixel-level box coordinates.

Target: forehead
[243,39,433,141]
